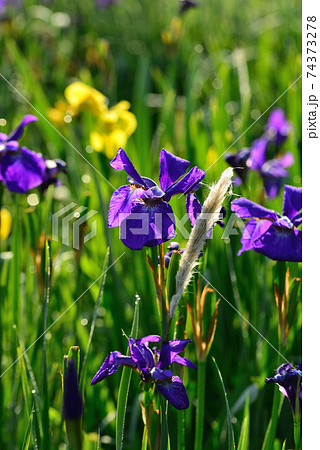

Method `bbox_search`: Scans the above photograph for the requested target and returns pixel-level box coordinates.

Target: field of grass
[0,1,302,449]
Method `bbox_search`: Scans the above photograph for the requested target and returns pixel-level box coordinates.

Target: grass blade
[261,387,284,450]
[18,344,41,449]
[212,357,236,450]
[42,240,51,450]
[238,395,250,450]
[80,249,110,390]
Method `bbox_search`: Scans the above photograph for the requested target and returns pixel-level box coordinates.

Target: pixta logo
[52,203,98,249]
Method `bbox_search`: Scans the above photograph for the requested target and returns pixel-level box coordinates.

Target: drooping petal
[282,185,302,221]
[91,351,135,385]
[7,115,38,141]
[0,147,46,193]
[231,197,278,221]
[108,185,145,228]
[252,224,302,262]
[110,148,146,187]
[156,376,189,410]
[173,355,197,369]
[164,166,205,201]
[238,219,273,256]
[186,192,202,226]
[120,201,176,250]
[159,148,190,191]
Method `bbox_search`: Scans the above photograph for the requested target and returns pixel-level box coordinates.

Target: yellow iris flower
[65,81,107,115]
[90,101,137,158]
[0,208,12,240]
[48,82,137,158]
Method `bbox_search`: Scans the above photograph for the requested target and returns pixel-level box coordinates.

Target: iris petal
[158,339,192,369]
[120,201,176,250]
[164,166,205,201]
[91,351,135,385]
[282,185,302,221]
[159,148,190,191]
[253,225,302,262]
[0,147,46,193]
[238,219,273,256]
[186,192,202,226]
[173,355,197,369]
[156,375,189,410]
[248,138,268,170]
[231,198,278,221]
[7,115,38,141]
[108,185,145,228]
[110,148,146,187]
[128,337,155,368]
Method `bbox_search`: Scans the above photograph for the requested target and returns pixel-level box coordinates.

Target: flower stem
[158,244,169,339]
[194,359,206,450]
[160,396,169,450]
[293,415,301,450]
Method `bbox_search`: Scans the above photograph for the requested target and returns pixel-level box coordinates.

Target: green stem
[157,245,169,340]
[194,359,206,450]
[177,410,185,450]
[42,241,51,450]
[293,415,301,450]
[160,396,169,450]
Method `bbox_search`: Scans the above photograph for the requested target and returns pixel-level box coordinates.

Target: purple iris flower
[0,115,47,193]
[91,335,196,410]
[265,363,302,415]
[225,109,293,199]
[108,148,205,250]
[248,137,294,199]
[231,185,302,262]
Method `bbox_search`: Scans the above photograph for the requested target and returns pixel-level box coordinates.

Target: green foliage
[0,0,301,448]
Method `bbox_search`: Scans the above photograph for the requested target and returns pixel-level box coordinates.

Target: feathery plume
[169,168,233,318]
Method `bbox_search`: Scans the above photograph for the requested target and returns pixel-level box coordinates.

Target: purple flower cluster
[0,116,66,193]
[231,185,302,261]
[225,108,293,199]
[91,335,196,410]
[265,363,302,415]
[108,148,205,250]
